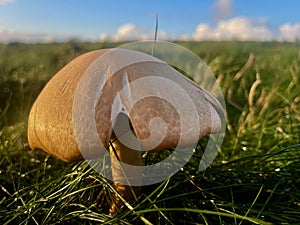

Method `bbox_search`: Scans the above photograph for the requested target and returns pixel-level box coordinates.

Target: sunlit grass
[0,41,299,224]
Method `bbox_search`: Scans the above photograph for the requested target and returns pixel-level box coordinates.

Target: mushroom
[28,48,223,215]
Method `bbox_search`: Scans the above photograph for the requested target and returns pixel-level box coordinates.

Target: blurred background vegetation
[0,41,299,224]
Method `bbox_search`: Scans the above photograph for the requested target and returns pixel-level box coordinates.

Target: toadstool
[28,48,224,215]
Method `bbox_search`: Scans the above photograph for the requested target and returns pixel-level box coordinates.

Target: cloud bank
[192,17,273,41]
[99,18,299,42]
[1,17,300,43]
[279,23,300,41]
[0,28,70,43]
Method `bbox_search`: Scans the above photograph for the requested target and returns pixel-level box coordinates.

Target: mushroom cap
[28,50,109,162]
[28,48,223,162]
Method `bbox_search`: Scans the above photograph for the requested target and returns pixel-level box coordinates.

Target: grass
[0,41,300,224]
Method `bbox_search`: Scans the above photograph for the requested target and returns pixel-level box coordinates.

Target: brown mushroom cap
[28,50,109,162]
[28,48,223,162]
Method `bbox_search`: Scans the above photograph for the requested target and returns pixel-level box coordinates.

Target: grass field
[0,41,299,224]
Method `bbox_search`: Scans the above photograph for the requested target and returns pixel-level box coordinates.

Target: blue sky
[0,0,300,42]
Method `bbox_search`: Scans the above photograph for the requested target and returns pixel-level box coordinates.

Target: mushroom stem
[109,138,142,215]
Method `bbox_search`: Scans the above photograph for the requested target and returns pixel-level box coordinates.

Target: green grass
[1,41,300,224]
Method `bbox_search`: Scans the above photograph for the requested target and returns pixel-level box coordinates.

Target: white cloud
[114,23,147,41]
[0,0,15,5]
[279,23,300,41]
[99,33,110,42]
[193,17,274,41]
[214,0,233,20]
[100,23,167,42]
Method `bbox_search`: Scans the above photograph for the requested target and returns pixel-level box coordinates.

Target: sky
[0,0,300,43]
